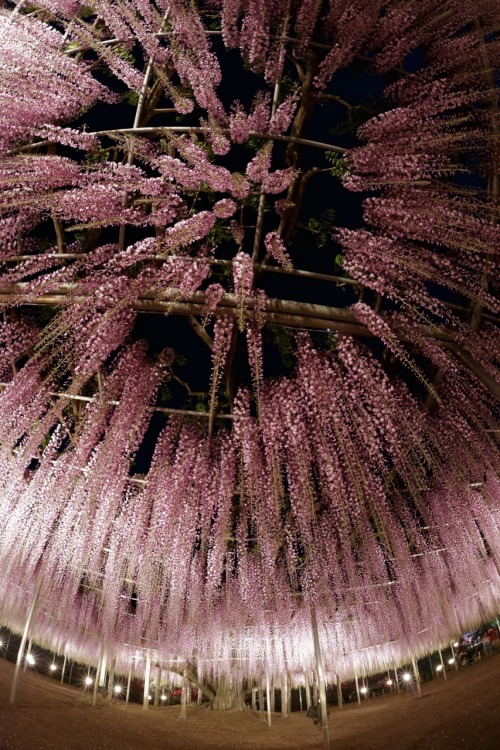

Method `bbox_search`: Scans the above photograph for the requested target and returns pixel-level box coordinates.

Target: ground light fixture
[448,658,455,665]
[49,664,57,672]
[360,686,368,694]
[114,685,122,695]
[84,676,93,687]
[26,653,35,666]
[160,694,167,701]
[436,664,443,672]
[386,679,393,686]
[402,673,412,682]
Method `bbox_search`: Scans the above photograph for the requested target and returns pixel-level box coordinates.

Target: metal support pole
[154,667,161,707]
[450,643,458,671]
[126,662,133,704]
[10,581,41,704]
[60,654,67,684]
[259,683,265,722]
[394,669,400,692]
[92,651,103,707]
[354,670,362,706]
[311,609,330,750]
[107,656,116,700]
[411,656,422,698]
[336,673,343,710]
[266,673,272,726]
[281,675,288,717]
[143,652,151,710]
[99,649,107,687]
[438,648,447,680]
[23,639,32,672]
[305,674,311,709]
[180,667,189,719]
[251,686,257,711]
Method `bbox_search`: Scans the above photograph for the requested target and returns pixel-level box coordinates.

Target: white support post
[143,652,152,710]
[251,686,257,712]
[23,639,32,672]
[10,580,41,704]
[179,666,188,719]
[354,669,362,706]
[305,674,311,709]
[60,654,67,684]
[154,667,162,707]
[266,672,272,726]
[450,642,458,671]
[311,609,330,750]
[438,648,447,680]
[336,673,343,710]
[107,655,116,701]
[394,669,400,692]
[99,649,107,687]
[126,662,133,704]
[281,675,288,717]
[259,683,265,722]
[411,656,422,698]
[92,651,103,707]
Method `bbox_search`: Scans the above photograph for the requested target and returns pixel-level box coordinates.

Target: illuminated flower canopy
[0,0,498,688]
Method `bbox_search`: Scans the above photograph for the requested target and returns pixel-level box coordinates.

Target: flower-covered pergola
[0,0,499,716]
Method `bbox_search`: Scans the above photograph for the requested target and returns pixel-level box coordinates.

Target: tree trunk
[211,676,246,711]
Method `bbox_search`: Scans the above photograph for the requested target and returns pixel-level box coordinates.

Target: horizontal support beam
[92,126,347,153]
[0,383,232,420]
[15,128,347,155]
[0,285,497,399]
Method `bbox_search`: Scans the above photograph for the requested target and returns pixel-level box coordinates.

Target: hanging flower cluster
[0,0,497,689]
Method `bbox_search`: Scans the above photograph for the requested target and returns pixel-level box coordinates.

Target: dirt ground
[0,653,498,750]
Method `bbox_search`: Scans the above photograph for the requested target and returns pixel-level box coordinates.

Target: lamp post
[311,609,330,750]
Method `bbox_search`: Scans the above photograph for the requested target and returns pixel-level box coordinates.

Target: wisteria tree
[0,0,499,712]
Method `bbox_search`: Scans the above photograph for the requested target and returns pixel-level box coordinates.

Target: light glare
[114,685,122,694]
[360,686,368,694]
[85,676,93,686]
[435,664,443,671]
[26,653,35,666]
[50,664,57,671]
[402,672,411,682]
[448,658,455,664]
